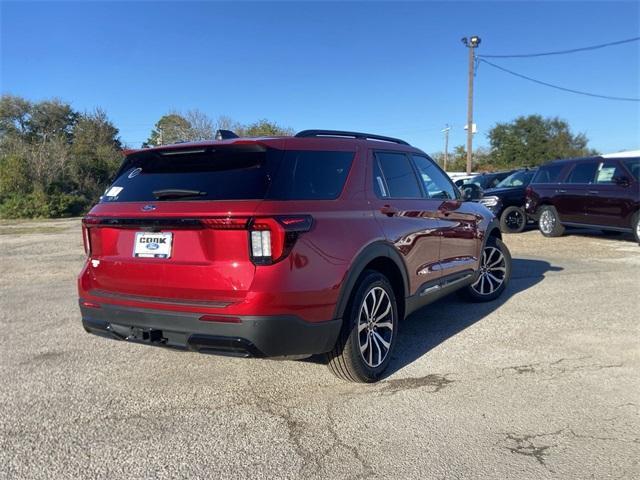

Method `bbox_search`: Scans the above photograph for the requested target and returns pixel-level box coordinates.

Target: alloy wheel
[540,210,555,234]
[358,286,394,368]
[471,246,507,296]
[506,210,524,230]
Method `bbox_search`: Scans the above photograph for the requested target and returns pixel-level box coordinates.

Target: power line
[478,36,640,58]
[478,58,640,102]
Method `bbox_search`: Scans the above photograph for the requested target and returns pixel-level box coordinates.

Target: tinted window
[595,160,625,184]
[566,162,598,184]
[622,157,640,181]
[412,155,458,199]
[269,150,354,200]
[102,147,354,202]
[532,163,565,184]
[375,152,422,198]
[496,170,536,188]
[103,146,278,202]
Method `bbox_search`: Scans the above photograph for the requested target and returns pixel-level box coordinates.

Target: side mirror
[461,184,483,201]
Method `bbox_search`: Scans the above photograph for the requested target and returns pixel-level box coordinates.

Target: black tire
[632,212,640,244]
[538,205,565,237]
[500,206,526,234]
[462,237,511,302]
[325,270,398,383]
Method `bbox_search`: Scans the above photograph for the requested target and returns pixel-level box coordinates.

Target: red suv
[526,155,639,243]
[78,130,511,382]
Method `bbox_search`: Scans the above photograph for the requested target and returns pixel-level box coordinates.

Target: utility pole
[441,124,450,171]
[462,35,481,174]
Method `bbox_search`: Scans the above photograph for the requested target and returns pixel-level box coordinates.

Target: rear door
[586,159,639,228]
[554,161,598,223]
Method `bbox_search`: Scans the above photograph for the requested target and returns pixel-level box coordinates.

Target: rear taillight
[249,215,313,265]
[81,217,100,255]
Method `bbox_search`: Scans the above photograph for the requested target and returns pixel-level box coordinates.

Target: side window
[412,155,458,200]
[566,162,598,184]
[621,158,639,181]
[374,152,422,198]
[595,160,624,184]
[532,164,564,183]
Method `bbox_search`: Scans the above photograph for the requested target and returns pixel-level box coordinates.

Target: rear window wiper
[152,189,207,200]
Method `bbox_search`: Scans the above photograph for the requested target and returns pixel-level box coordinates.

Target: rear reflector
[199,315,242,324]
[201,218,249,229]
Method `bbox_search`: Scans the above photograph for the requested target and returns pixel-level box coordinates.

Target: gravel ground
[1,219,639,479]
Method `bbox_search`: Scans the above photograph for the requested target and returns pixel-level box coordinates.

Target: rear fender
[333,242,409,321]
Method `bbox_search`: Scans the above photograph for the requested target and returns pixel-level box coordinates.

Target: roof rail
[294,129,410,146]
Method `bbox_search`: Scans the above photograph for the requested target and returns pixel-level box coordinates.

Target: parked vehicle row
[78,130,511,383]
[526,154,639,242]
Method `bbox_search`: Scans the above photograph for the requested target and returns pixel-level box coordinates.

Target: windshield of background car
[101,146,354,202]
[496,170,536,188]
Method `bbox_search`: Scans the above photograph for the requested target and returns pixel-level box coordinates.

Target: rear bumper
[80,301,341,358]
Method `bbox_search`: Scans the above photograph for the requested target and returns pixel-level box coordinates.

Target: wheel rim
[471,246,507,296]
[506,210,524,230]
[540,210,555,234]
[358,286,394,368]
[636,218,640,239]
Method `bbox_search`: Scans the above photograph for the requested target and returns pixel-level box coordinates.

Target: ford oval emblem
[146,243,160,250]
[142,204,156,212]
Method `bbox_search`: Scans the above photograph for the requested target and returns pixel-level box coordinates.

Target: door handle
[556,189,567,193]
[587,190,599,195]
[380,205,399,217]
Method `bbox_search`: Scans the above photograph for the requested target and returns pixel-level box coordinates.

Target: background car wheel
[500,206,526,233]
[632,212,640,244]
[326,270,398,383]
[538,206,565,237]
[462,237,511,302]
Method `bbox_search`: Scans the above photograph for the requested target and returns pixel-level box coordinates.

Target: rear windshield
[101,146,354,202]
[532,163,565,184]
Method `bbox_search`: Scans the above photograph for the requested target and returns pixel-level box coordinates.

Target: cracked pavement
[1,219,639,479]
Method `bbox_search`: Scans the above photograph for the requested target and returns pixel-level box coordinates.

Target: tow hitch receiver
[107,324,166,344]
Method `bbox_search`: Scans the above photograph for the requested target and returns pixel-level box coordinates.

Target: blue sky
[1,1,639,154]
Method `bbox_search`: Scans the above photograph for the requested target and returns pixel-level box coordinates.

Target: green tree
[488,115,594,167]
[0,95,32,138]
[145,113,191,146]
[69,109,122,201]
[239,119,294,137]
[0,95,123,218]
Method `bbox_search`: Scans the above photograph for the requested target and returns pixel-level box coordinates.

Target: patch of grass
[0,226,68,235]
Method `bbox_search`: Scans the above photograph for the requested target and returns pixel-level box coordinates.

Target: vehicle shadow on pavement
[563,228,637,243]
[383,258,563,379]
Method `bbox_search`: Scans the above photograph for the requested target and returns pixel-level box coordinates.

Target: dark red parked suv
[78,130,511,382]
[526,155,640,243]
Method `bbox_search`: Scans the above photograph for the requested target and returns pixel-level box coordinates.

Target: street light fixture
[461,35,481,174]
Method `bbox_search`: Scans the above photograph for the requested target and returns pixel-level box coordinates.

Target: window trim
[372,150,425,200]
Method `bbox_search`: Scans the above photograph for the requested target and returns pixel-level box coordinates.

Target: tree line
[431,114,597,172]
[0,93,599,218]
[0,95,292,218]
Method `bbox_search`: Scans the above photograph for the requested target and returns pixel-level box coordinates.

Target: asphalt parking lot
[1,218,638,480]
